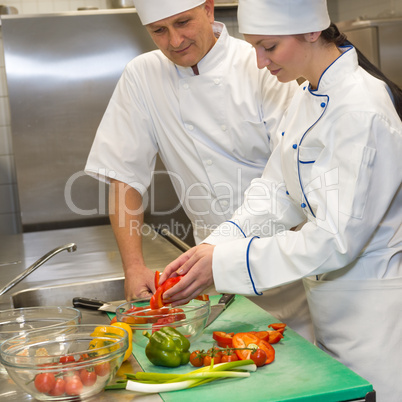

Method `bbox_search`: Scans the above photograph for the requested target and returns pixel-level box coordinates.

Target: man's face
[145,0,216,68]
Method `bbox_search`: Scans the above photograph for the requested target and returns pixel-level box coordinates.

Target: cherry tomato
[94,361,110,377]
[250,348,268,367]
[189,350,204,367]
[267,330,284,344]
[221,351,239,363]
[59,355,75,364]
[49,378,66,396]
[34,373,57,393]
[80,368,97,386]
[63,372,80,383]
[232,332,275,365]
[213,331,234,348]
[65,377,83,396]
[203,354,221,366]
[268,323,287,330]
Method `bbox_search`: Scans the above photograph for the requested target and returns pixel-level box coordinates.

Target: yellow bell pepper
[89,323,133,361]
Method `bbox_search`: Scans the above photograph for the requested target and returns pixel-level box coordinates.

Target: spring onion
[123,359,256,394]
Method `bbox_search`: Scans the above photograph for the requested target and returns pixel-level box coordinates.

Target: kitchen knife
[72,297,127,313]
[205,293,235,328]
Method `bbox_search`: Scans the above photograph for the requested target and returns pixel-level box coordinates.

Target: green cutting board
[109,295,373,402]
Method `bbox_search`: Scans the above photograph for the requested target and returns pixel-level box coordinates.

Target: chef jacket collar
[175,21,227,77]
[309,45,356,94]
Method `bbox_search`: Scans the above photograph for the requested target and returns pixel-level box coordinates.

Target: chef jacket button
[206,159,213,166]
[292,144,297,149]
[183,83,189,90]
[320,102,326,108]
[186,124,194,130]
[303,86,306,90]
[301,203,306,208]
[221,125,227,131]
[221,200,228,207]
[286,191,289,195]
[214,78,220,85]
[281,132,285,136]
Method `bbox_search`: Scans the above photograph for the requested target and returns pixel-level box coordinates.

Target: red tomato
[221,350,239,363]
[250,348,268,367]
[232,332,275,365]
[203,354,221,366]
[189,350,204,367]
[212,331,234,348]
[49,378,66,396]
[168,308,186,321]
[94,361,110,377]
[63,372,80,383]
[65,378,83,396]
[268,323,287,330]
[34,372,57,393]
[267,330,284,344]
[59,355,75,364]
[79,368,97,386]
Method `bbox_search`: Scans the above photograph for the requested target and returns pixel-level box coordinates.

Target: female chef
[160,0,402,400]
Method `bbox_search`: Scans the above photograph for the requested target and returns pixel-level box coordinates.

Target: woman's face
[244,34,309,83]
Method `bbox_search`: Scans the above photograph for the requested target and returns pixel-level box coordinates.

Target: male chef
[85,0,314,340]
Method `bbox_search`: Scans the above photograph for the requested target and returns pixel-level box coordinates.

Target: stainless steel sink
[11,276,125,308]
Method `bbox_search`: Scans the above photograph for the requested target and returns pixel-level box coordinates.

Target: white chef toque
[238,0,331,35]
[133,0,206,25]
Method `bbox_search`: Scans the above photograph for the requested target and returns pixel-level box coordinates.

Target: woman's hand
[160,244,215,306]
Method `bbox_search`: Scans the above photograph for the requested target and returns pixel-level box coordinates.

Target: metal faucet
[0,243,77,296]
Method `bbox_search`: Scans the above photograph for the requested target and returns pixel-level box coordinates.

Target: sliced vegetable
[267,330,284,344]
[268,323,287,330]
[213,331,234,348]
[154,270,160,290]
[150,276,182,309]
[232,332,275,365]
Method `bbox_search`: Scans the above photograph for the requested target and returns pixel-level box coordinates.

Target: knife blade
[72,297,126,313]
[205,293,235,328]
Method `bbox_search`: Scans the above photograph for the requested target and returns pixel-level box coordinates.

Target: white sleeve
[85,59,158,195]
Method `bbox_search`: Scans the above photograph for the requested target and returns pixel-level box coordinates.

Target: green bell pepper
[143,326,191,368]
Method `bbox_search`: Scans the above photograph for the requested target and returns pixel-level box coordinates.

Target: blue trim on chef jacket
[226,220,247,238]
[295,47,354,218]
[246,236,263,296]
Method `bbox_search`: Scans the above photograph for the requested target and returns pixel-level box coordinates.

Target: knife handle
[218,293,235,307]
[72,297,106,310]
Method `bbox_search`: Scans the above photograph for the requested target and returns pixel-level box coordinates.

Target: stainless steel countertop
[0,224,184,401]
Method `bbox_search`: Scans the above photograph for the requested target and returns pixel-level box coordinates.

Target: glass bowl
[115,298,210,348]
[0,306,82,373]
[0,323,128,400]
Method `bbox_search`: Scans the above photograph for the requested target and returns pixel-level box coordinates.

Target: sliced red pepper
[195,294,210,301]
[232,332,275,365]
[268,323,287,330]
[212,331,235,348]
[267,330,284,344]
[154,270,160,290]
[248,330,270,343]
[149,276,183,309]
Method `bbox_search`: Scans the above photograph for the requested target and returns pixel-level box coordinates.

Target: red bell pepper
[232,332,275,365]
[149,275,183,309]
[213,331,235,348]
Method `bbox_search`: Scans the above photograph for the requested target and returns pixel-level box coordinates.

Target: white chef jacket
[85,22,314,343]
[85,22,297,239]
[205,46,402,401]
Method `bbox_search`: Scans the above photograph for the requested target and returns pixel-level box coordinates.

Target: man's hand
[124,264,155,300]
[160,244,215,306]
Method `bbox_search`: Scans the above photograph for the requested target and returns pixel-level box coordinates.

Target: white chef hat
[238,0,331,35]
[133,0,206,25]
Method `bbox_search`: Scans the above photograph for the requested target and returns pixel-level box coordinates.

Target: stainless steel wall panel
[1,10,157,229]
